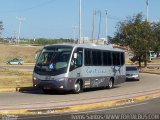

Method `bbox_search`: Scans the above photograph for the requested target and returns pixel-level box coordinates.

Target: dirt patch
[0,45,42,63]
[0,68,32,88]
[140,67,160,74]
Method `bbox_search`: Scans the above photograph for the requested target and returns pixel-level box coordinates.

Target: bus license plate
[44,87,51,89]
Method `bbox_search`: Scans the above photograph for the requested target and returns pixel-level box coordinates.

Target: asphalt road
[0,73,160,110]
[11,97,160,120]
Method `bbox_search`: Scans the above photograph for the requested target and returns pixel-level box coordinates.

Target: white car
[126,66,140,81]
[7,58,24,65]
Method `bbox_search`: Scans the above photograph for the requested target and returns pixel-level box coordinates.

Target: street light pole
[105,9,108,44]
[92,10,101,44]
[16,17,25,44]
[145,0,149,67]
[79,0,82,44]
[91,10,95,43]
[146,0,149,21]
[97,10,101,42]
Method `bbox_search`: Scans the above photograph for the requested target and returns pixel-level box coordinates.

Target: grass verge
[0,68,32,88]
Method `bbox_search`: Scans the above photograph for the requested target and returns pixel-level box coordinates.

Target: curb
[16,87,39,92]
[140,71,160,75]
[0,91,160,115]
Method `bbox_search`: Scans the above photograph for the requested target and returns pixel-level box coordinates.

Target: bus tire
[73,80,83,94]
[107,78,114,89]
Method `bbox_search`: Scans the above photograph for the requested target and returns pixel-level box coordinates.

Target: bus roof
[44,43,124,52]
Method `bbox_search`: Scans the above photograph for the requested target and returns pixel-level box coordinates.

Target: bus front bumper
[33,77,73,91]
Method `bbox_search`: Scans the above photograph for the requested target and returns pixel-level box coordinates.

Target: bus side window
[70,48,83,71]
[84,49,91,66]
[76,52,82,66]
[120,52,125,65]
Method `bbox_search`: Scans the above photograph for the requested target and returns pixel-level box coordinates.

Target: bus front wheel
[73,80,83,94]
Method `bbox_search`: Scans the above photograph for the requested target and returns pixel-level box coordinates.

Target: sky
[0,0,160,39]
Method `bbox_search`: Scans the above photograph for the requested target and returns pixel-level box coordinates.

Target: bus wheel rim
[75,82,80,92]
[109,80,113,88]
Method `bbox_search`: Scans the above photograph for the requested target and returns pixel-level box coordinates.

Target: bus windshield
[34,46,73,76]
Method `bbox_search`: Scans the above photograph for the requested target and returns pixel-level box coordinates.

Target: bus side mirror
[74,53,77,59]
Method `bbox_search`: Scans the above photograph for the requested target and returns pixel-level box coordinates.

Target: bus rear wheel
[107,78,114,89]
[73,80,83,94]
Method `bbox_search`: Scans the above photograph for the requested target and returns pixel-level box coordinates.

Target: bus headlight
[33,77,37,81]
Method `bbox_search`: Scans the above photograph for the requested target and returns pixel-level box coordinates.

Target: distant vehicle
[126,66,140,81]
[33,44,126,94]
[149,51,157,61]
[7,58,24,65]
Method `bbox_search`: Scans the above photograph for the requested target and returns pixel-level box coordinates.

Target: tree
[0,21,4,43]
[151,21,160,57]
[113,13,153,67]
[33,38,74,45]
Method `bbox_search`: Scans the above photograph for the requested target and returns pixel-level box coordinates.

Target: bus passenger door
[69,48,83,78]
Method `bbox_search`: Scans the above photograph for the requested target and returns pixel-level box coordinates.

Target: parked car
[7,58,24,65]
[126,66,140,81]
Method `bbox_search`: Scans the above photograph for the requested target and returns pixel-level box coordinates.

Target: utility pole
[97,10,101,43]
[145,0,149,67]
[79,0,82,44]
[16,17,25,44]
[91,10,101,44]
[146,0,149,21]
[105,9,108,44]
[91,10,95,43]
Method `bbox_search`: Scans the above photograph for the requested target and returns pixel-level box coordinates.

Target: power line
[108,15,123,21]
[1,0,56,13]
[100,12,123,21]
[20,0,55,12]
